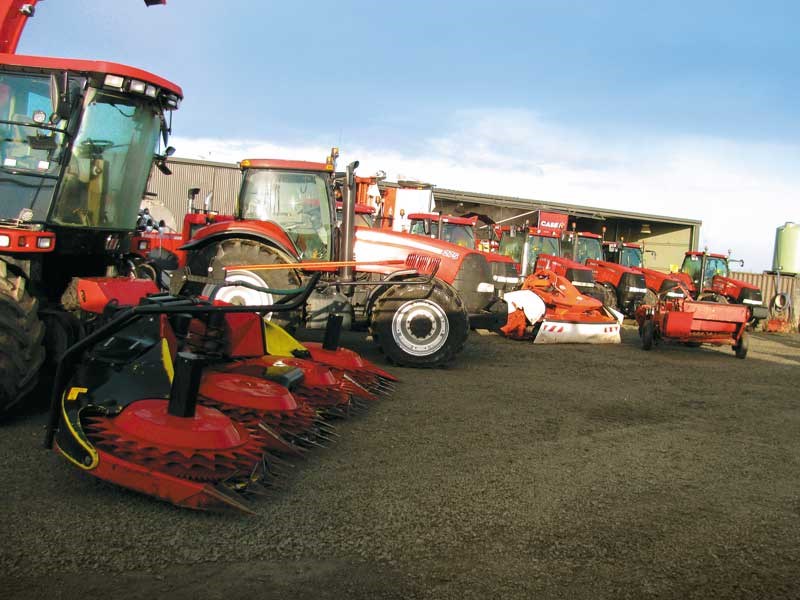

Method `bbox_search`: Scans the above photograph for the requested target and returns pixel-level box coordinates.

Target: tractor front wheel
[186,239,302,332]
[370,279,469,367]
[641,319,655,351]
[0,263,45,415]
[734,331,749,359]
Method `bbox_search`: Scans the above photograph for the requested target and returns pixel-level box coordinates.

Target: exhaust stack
[339,160,359,289]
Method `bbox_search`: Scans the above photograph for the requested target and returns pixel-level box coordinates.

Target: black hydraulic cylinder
[167,352,205,418]
[322,314,343,351]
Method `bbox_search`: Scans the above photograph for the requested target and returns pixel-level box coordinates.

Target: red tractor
[678,250,768,326]
[602,242,767,326]
[497,211,603,302]
[157,152,504,367]
[565,232,648,316]
[0,0,182,413]
[601,240,689,306]
[406,212,520,295]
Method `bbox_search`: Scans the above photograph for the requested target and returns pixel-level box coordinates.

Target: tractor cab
[563,231,603,263]
[407,213,477,248]
[498,225,561,276]
[680,251,729,290]
[603,241,644,268]
[238,158,335,260]
[0,56,180,237]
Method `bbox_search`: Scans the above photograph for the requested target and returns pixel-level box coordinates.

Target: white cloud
[173,110,799,271]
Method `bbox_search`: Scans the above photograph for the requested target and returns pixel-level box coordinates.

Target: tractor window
[356,212,375,228]
[528,235,560,266]
[576,236,603,262]
[705,257,729,279]
[499,235,523,263]
[619,247,643,268]
[50,88,162,230]
[681,255,701,280]
[0,73,74,222]
[240,170,333,259]
[409,219,430,236]
[441,223,475,248]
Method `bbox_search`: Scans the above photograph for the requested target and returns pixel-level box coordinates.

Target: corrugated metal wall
[146,158,242,231]
[732,271,798,307]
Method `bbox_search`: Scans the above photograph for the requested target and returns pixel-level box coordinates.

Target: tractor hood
[354,227,479,283]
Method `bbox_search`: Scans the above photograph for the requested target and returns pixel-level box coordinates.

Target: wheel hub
[203,269,275,317]
[391,299,449,357]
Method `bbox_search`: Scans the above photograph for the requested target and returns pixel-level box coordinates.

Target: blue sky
[18,0,800,270]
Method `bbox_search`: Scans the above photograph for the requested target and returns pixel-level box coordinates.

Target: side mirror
[154,146,176,175]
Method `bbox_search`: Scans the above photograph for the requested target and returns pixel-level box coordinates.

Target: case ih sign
[535,211,569,230]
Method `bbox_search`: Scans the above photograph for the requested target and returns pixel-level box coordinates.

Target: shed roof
[431,187,702,226]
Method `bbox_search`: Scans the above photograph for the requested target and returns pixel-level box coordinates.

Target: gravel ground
[1,326,799,599]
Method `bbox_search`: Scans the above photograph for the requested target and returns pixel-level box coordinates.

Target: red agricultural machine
[563,230,648,316]
[137,152,505,367]
[603,243,768,327]
[406,211,520,295]
[44,272,397,512]
[678,250,768,326]
[500,270,621,344]
[497,211,603,302]
[0,0,182,414]
[635,283,750,358]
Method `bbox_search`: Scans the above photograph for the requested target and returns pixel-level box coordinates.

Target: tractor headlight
[138,240,149,250]
[129,80,147,94]
[476,282,494,293]
[37,237,53,249]
[0,235,9,247]
[145,85,158,98]
[104,74,125,89]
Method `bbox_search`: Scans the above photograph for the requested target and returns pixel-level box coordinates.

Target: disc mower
[44,272,397,513]
[634,284,750,358]
[500,270,623,344]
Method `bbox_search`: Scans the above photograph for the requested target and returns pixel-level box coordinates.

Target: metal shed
[432,188,701,272]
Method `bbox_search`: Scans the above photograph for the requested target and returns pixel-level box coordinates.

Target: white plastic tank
[772,222,800,274]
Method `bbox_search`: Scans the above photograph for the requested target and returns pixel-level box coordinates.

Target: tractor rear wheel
[186,239,302,332]
[370,278,468,367]
[641,319,655,351]
[0,263,46,414]
[734,331,749,359]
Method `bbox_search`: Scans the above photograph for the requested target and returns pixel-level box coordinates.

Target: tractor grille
[659,278,680,293]
[620,272,646,295]
[565,267,595,290]
[737,286,763,305]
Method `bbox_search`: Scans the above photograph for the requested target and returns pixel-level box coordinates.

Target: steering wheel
[76,139,114,158]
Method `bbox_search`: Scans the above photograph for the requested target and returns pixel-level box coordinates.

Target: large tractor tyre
[734,331,749,359]
[370,279,469,368]
[0,266,46,414]
[600,283,618,311]
[641,319,655,351]
[186,239,302,332]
